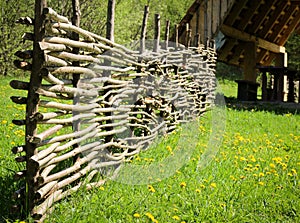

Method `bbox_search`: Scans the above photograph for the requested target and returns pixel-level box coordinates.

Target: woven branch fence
[10,0,217,221]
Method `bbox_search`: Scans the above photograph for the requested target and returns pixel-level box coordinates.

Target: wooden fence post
[104,0,115,143]
[71,0,81,162]
[26,0,47,214]
[164,20,170,50]
[154,14,160,52]
[140,5,149,54]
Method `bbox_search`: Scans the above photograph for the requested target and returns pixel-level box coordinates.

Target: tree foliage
[0,0,299,77]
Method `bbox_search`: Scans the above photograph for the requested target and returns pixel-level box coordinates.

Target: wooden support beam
[220,25,286,54]
[243,41,257,82]
[236,0,261,31]
[224,0,248,26]
[259,1,287,38]
[278,6,300,45]
[267,4,298,42]
[248,0,276,34]
[218,38,237,61]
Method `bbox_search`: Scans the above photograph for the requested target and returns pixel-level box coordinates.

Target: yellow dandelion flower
[258,182,265,186]
[270,163,276,168]
[133,213,141,218]
[145,212,157,222]
[180,182,186,188]
[240,175,246,179]
[259,172,264,177]
[181,221,186,223]
[166,146,172,152]
[272,157,282,163]
[288,173,293,177]
[99,186,104,191]
[200,184,205,189]
[253,174,258,177]
[281,163,287,170]
[220,202,226,208]
[1,120,7,124]
[210,183,217,188]
[266,171,271,175]
[291,169,297,175]
[195,189,201,193]
[172,215,180,220]
[240,156,247,162]
[230,175,237,181]
[148,185,155,193]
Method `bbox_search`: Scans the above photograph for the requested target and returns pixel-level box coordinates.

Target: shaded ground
[225,96,300,115]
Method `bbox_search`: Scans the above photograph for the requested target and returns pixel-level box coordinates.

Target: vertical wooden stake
[106,0,115,42]
[153,13,160,52]
[71,0,81,162]
[164,20,170,50]
[104,0,115,143]
[175,24,179,50]
[140,5,149,54]
[26,0,47,214]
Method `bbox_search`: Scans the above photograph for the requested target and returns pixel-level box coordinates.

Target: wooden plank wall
[179,0,235,46]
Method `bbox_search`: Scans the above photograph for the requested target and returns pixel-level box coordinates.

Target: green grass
[0,76,299,222]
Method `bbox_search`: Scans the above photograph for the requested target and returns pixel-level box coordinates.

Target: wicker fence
[10,0,217,221]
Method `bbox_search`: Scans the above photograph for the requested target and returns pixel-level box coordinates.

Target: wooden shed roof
[177,0,300,67]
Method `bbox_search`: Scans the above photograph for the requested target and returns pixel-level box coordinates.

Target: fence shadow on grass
[225,96,300,115]
[0,174,23,223]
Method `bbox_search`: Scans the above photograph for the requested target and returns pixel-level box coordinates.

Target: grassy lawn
[0,76,299,222]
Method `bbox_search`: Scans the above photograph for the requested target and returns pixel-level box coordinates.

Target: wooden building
[176,0,300,101]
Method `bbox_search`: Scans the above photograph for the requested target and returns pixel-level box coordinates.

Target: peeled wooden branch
[49,66,97,77]
[15,156,26,162]
[39,100,99,112]
[32,142,60,161]
[38,123,98,147]
[40,68,71,85]
[38,113,96,125]
[29,125,64,144]
[22,32,34,41]
[33,111,69,121]
[14,170,26,180]
[10,96,27,104]
[39,164,56,180]
[40,84,98,97]
[12,187,26,200]
[39,42,69,52]
[39,151,98,184]
[12,145,26,154]
[35,181,58,200]
[49,51,100,64]
[15,50,33,59]
[16,17,34,25]
[51,22,95,42]
[12,120,26,126]
[50,129,98,154]
[10,80,29,90]
[13,60,32,71]
[43,8,70,24]
[44,36,102,54]
[36,88,72,100]
[44,54,70,67]
[32,190,63,220]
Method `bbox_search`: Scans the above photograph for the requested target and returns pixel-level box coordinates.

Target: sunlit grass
[0,76,299,222]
